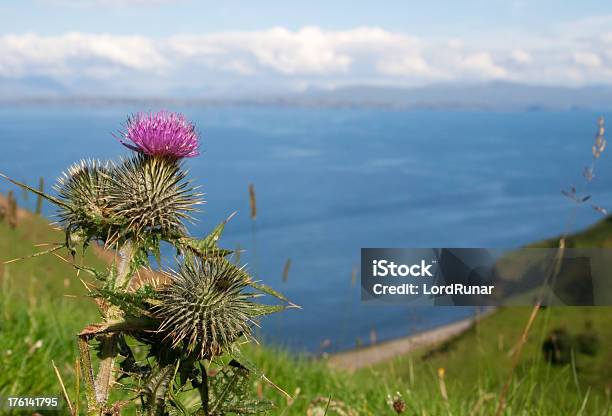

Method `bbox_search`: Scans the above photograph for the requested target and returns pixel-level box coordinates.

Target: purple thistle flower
[118,111,200,159]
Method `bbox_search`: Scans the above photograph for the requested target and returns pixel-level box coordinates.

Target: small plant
[542,328,574,365]
[1,110,294,415]
[386,392,406,414]
[542,321,601,365]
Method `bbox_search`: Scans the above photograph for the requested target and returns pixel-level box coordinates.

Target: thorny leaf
[208,364,273,415]
[177,213,236,258]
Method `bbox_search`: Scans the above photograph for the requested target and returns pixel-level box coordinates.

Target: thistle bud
[55,159,111,232]
[154,256,258,359]
[107,154,203,241]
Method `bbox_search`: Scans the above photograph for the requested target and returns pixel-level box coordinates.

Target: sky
[1,0,612,96]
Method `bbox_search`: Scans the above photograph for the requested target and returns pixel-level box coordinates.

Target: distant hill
[296,81,612,111]
[1,80,612,111]
[0,76,68,98]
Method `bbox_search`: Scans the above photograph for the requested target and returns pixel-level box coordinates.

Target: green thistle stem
[115,240,134,289]
[94,334,118,407]
[77,337,100,416]
[199,362,209,416]
[77,240,135,413]
[97,241,135,406]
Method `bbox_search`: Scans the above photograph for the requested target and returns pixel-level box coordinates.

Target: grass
[244,307,612,415]
[354,307,612,415]
[1,209,611,415]
[0,214,103,414]
[529,214,612,248]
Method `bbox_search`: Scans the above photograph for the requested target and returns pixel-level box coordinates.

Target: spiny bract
[154,256,257,359]
[55,159,112,232]
[107,153,203,242]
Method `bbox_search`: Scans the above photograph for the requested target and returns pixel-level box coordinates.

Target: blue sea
[1,105,611,352]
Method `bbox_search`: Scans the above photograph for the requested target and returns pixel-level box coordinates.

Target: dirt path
[327,309,495,371]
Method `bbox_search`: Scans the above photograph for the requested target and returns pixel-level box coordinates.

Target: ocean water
[1,105,611,352]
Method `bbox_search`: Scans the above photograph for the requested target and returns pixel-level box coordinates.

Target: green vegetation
[0,213,103,412]
[1,211,611,415]
[530,215,612,248]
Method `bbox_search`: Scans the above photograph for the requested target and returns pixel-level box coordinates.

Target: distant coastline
[328,308,496,370]
[2,81,612,111]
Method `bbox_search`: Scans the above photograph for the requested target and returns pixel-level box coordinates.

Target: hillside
[0,201,611,415]
[4,81,612,111]
[529,215,612,248]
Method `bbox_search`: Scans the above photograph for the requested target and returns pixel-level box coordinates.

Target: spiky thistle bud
[154,256,258,359]
[107,154,203,242]
[54,159,112,233]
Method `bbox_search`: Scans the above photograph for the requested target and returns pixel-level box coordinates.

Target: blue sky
[5,1,611,36]
[1,1,612,96]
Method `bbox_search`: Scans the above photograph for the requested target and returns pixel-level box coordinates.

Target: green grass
[1,212,611,415]
[243,307,611,415]
[352,307,612,415]
[0,214,104,414]
[529,214,612,248]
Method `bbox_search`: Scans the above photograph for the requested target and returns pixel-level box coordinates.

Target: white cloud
[168,27,425,76]
[377,56,430,77]
[460,52,508,78]
[249,27,351,75]
[447,39,464,49]
[1,23,612,95]
[574,51,602,68]
[511,49,531,64]
[0,32,167,77]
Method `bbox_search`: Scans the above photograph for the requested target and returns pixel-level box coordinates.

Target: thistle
[54,159,112,235]
[154,256,257,359]
[0,110,290,415]
[118,111,200,159]
[107,153,203,243]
